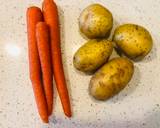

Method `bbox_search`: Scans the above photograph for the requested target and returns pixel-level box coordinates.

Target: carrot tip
[65,112,72,118]
[43,120,49,123]
[42,117,49,123]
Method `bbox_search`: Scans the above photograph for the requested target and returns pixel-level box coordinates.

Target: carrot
[42,0,72,117]
[27,7,49,123]
[36,22,53,116]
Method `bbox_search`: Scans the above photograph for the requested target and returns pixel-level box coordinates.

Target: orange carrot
[36,22,53,116]
[42,0,72,117]
[27,7,49,123]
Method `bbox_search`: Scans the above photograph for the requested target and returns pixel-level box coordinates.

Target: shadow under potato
[113,41,156,62]
[142,37,157,63]
[73,66,95,76]
[114,46,145,62]
[78,27,112,40]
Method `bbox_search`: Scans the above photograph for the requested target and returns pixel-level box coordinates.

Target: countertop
[0,0,160,128]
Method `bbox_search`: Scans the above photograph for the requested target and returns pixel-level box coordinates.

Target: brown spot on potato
[135,25,139,30]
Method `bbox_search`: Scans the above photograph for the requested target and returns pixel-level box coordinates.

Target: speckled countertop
[0,0,160,128]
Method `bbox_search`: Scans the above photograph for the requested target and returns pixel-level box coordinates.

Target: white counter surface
[0,0,160,128]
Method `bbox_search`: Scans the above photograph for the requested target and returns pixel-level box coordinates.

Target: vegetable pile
[26,0,71,123]
[26,1,153,123]
[73,4,153,100]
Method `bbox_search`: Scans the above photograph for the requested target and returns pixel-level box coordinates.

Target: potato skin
[113,24,153,60]
[73,39,113,73]
[79,4,113,39]
[89,57,134,100]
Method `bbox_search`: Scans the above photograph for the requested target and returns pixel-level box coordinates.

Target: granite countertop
[0,0,160,128]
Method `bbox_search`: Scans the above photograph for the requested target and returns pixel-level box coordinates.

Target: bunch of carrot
[26,0,72,123]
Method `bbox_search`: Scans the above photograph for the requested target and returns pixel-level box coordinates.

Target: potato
[73,39,113,73]
[113,24,153,60]
[79,4,113,39]
[89,57,134,100]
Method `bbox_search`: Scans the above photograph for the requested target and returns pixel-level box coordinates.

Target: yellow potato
[73,39,113,73]
[79,4,113,38]
[89,57,134,100]
[113,24,153,60]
